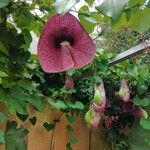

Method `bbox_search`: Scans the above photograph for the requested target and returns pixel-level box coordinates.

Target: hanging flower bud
[92,83,107,113]
[65,76,74,90]
[105,117,113,129]
[93,87,103,105]
[85,106,101,130]
[115,80,130,102]
[133,106,148,119]
[38,13,96,73]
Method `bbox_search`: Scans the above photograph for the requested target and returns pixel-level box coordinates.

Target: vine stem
[89,129,92,150]
[49,112,64,150]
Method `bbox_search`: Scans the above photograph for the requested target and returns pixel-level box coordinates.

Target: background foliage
[0,0,150,150]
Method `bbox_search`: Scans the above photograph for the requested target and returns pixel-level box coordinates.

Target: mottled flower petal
[38,13,95,73]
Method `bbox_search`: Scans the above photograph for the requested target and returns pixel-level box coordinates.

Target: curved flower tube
[92,83,107,113]
[38,13,96,73]
[85,106,101,130]
[116,80,130,102]
[133,106,148,119]
[120,102,148,119]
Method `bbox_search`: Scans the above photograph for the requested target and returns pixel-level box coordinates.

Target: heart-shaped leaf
[53,0,79,14]
[0,0,11,8]
[5,121,28,150]
[43,122,55,132]
[128,8,150,32]
[96,0,129,21]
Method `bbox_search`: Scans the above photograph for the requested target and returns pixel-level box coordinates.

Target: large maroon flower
[38,13,96,73]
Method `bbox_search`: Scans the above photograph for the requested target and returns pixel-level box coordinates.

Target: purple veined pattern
[38,13,96,73]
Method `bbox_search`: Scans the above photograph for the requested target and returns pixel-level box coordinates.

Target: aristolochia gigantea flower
[92,83,107,113]
[38,13,96,73]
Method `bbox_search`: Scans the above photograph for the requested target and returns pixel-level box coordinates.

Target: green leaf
[0,0,11,8]
[47,98,67,110]
[0,31,24,47]
[140,118,150,130]
[69,136,78,144]
[130,121,150,150]
[66,114,75,124]
[21,29,32,49]
[146,0,150,7]
[26,63,37,70]
[18,81,35,92]
[85,0,95,5]
[0,112,7,122]
[0,131,4,144]
[128,8,150,32]
[30,54,38,61]
[67,69,76,76]
[12,7,35,31]
[138,64,150,80]
[43,122,55,132]
[127,0,145,8]
[9,48,30,65]
[27,94,44,112]
[112,12,127,30]
[5,121,28,150]
[0,87,28,115]
[137,83,148,95]
[0,71,8,77]
[78,5,102,33]
[66,125,73,132]
[0,87,43,115]
[72,101,84,110]
[34,72,45,83]
[29,117,37,126]
[53,0,78,14]
[95,0,129,21]
[133,97,150,107]
[16,113,29,122]
[66,143,72,150]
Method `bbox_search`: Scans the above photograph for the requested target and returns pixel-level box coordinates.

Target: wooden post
[109,40,150,66]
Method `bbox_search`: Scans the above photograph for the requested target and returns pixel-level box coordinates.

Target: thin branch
[49,112,64,150]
